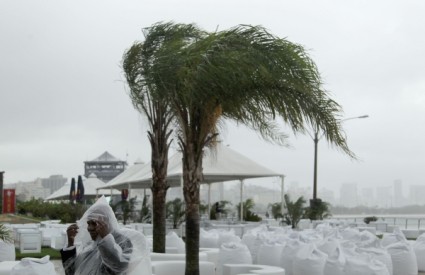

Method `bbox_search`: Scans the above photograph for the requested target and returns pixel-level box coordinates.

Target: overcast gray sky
[1,0,424,197]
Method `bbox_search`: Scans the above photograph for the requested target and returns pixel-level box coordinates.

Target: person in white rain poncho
[60,196,150,275]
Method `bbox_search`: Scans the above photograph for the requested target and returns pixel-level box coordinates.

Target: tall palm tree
[122,23,204,253]
[124,22,353,275]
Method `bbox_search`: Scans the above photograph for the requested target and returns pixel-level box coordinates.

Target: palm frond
[148,24,352,155]
[0,224,13,243]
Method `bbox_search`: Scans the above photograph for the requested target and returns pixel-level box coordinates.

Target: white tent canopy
[99,145,283,190]
[103,160,152,190]
[99,145,285,220]
[45,173,120,201]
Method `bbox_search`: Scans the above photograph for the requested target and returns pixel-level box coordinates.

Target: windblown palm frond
[0,224,13,243]
[149,24,352,155]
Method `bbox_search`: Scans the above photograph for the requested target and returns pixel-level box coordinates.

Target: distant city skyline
[6,168,424,211]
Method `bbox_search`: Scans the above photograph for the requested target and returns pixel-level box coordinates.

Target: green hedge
[17,198,86,223]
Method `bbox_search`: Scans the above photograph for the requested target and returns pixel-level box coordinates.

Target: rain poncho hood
[64,196,150,275]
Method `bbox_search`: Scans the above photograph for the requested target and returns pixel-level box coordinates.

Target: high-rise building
[319,188,335,205]
[409,185,425,205]
[393,179,404,207]
[376,186,392,208]
[6,176,62,201]
[37,175,67,194]
[339,183,358,207]
[287,182,310,202]
[359,187,374,207]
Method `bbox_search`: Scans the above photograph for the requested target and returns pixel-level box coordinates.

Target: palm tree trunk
[182,143,203,275]
[152,182,167,253]
[185,198,200,275]
[150,132,170,253]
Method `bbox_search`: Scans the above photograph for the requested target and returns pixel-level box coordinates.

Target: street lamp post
[313,131,319,200]
[311,115,368,201]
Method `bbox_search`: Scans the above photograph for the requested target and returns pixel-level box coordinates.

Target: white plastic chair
[17,229,42,253]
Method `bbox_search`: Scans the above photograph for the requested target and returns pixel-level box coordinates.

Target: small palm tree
[0,224,13,243]
[235,198,261,222]
[209,200,232,220]
[283,194,306,229]
[139,195,152,223]
[166,198,185,229]
[199,202,209,217]
[305,199,331,220]
[268,202,284,220]
[113,197,137,225]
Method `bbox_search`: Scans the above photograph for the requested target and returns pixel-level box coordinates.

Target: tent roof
[104,161,151,187]
[85,151,124,163]
[45,174,120,201]
[99,145,283,190]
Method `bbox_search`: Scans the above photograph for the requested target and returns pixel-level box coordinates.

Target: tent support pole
[280,175,285,217]
[208,184,211,219]
[240,179,244,222]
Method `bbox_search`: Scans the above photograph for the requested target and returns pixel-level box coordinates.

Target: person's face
[87,220,98,240]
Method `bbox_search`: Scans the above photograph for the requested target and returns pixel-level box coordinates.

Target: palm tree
[124,22,353,275]
[199,202,209,217]
[122,23,203,252]
[283,194,306,229]
[112,197,137,225]
[139,194,152,223]
[235,198,259,221]
[305,199,332,220]
[210,200,232,220]
[268,202,284,220]
[166,198,185,229]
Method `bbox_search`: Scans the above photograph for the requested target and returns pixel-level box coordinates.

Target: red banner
[2,189,16,214]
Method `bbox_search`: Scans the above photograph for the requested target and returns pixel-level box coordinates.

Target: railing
[381,217,425,230]
[333,215,425,230]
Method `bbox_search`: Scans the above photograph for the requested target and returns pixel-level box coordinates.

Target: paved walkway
[52,260,64,275]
